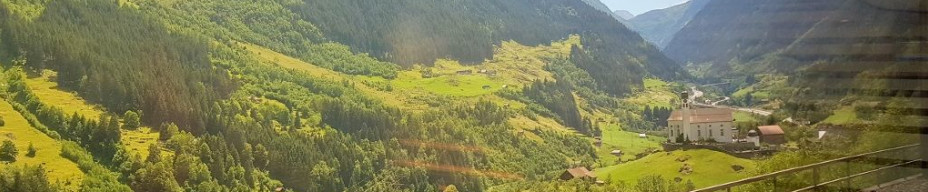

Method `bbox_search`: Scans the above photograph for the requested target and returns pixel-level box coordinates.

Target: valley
[0,0,924,191]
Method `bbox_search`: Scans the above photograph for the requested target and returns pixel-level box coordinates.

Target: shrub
[1,140,18,161]
[26,142,37,157]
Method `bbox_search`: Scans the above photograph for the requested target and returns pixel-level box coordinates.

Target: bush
[26,142,37,157]
[1,140,18,161]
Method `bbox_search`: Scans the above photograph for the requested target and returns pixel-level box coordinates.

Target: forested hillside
[663,0,845,70]
[291,0,687,91]
[0,0,690,191]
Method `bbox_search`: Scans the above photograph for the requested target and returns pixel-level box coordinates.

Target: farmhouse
[667,92,734,143]
[747,125,786,146]
[455,70,473,75]
[560,167,596,180]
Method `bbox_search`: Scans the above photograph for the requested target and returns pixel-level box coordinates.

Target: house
[756,125,786,145]
[455,70,473,75]
[560,167,596,180]
[667,92,735,143]
[610,150,622,156]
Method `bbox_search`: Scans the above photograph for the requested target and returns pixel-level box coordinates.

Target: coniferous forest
[1,0,920,191]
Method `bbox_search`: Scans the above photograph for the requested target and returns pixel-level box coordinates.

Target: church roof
[668,108,734,123]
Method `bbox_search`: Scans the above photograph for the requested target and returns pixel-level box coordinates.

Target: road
[689,86,773,117]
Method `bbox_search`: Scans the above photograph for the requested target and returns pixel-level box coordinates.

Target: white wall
[667,121,733,143]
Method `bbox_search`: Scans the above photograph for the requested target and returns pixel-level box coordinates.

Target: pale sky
[600,0,691,16]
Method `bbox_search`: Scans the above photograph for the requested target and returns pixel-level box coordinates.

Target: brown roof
[757,125,785,135]
[667,108,734,123]
[565,167,596,178]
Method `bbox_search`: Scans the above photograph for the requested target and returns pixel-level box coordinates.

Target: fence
[692,144,922,192]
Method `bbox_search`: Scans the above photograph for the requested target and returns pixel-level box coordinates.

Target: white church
[667,91,735,143]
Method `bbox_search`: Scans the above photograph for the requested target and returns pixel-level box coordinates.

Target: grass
[821,106,858,125]
[392,61,506,97]
[24,70,161,159]
[625,78,676,109]
[0,99,84,191]
[240,41,422,110]
[25,70,104,120]
[595,123,665,166]
[734,111,759,123]
[390,36,579,98]
[121,127,160,159]
[595,149,757,188]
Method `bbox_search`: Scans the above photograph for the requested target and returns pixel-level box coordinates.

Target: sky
[599,0,690,16]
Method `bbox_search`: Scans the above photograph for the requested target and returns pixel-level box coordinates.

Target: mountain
[0,0,687,191]
[663,0,846,68]
[662,0,927,123]
[291,0,686,95]
[623,0,710,49]
[614,10,635,20]
[579,0,627,21]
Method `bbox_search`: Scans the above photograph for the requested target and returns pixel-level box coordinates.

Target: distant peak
[613,10,635,20]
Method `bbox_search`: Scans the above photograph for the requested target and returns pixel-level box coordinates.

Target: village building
[455,70,473,75]
[610,150,622,156]
[667,92,735,143]
[559,167,596,180]
[747,125,786,146]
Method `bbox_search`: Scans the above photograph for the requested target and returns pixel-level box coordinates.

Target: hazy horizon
[600,0,690,16]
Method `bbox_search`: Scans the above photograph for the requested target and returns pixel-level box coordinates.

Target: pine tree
[147,143,162,163]
[1,140,18,161]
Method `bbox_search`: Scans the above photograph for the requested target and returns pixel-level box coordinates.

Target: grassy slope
[595,149,757,188]
[392,60,505,97]
[240,42,423,110]
[25,70,161,159]
[243,37,580,135]
[0,99,84,191]
[624,78,676,109]
[390,36,578,98]
[26,71,104,120]
[734,111,759,123]
[595,123,665,165]
[821,106,858,125]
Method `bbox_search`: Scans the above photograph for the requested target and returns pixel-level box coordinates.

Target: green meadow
[596,149,757,188]
[0,99,84,191]
[24,70,161,159]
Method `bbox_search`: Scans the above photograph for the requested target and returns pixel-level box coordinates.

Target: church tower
[680,91,691,142]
